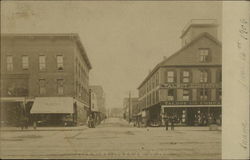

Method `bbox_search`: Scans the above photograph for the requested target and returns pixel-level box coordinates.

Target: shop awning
[30,97,74,114]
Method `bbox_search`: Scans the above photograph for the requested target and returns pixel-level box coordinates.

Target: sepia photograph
[0,1,249,159]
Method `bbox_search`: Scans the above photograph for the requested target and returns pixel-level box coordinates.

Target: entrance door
[186,108,196,126]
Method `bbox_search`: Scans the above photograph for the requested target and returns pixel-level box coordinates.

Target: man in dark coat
[170,115,175,130]
[164,115,169,131]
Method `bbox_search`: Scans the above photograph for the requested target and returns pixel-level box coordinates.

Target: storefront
[30,97,88,126]
[0,97,33,127]
[162,104,222,126]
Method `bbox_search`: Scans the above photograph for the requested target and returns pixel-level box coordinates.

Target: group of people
[20,115,29,130]
[87,114,96,128]
[164,115,176,131]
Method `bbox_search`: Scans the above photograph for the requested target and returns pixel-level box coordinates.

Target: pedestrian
[20,115,26,130]
[24,116,29,129]
[164,115,169,131]
[170,115,175,130]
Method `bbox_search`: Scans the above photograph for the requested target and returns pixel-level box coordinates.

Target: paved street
[0,118,221,159]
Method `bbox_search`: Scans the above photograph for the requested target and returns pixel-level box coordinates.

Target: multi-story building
[123,97,139,122]
[138,19,222,126]
[89,85,106,114]
[0,33,92,126]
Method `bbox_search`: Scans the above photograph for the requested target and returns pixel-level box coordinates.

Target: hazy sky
[1,1,222,109]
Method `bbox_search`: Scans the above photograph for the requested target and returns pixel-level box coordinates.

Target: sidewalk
[0,125,89,132]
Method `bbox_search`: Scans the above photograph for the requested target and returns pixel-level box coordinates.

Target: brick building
[138,19,222,126]
[0,33,92,126]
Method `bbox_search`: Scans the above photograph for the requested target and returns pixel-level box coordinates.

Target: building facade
[138,19,222,126]
[123,97,139,122]
[0,33,92,126]
[89,85,106,114]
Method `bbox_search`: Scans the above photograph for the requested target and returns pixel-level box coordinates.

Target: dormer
[180,19,218,47]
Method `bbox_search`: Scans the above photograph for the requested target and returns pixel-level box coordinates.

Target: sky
[1,1,222,109]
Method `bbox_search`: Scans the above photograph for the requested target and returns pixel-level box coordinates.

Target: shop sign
[141,111,146,117]
[165,101,221,105]
[161,83,221,89]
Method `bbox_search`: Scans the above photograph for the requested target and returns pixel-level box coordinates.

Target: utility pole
[128,91,131,123]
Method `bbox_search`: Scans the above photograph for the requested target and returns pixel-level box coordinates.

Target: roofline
[180,23,218,38]
[1,33,92,69]
[137,32,221,89]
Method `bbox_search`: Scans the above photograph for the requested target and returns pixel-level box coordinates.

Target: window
[22,56,29,70]
[39,55,46,71]
[56,55,63,70]
[217,88,222,101]
[200,88,209,101]
[200,70,208,83]
[57,79,64,95]
[199,49,209,62]
[167,71,175,83]
[167,89,175,101]
[183,89,190,101]
[7,56,13,71]
[182,71,190,83]
[39,79,46,95]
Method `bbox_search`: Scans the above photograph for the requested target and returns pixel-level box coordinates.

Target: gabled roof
[137,32,221,89]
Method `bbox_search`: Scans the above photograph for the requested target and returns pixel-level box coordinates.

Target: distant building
[89,85,106,114]
[0,33,92,126]
[123,97,139,122]
[138,19,222,126]
[110,107,123,118]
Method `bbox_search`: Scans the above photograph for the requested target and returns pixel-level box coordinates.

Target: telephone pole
[128,91,131,123]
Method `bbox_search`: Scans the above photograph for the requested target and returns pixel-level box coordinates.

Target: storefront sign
[165,101,221,105]
[161,83,221,89]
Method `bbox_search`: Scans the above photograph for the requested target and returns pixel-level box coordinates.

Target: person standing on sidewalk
[170,115,175,131]
[164,115,169,131]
